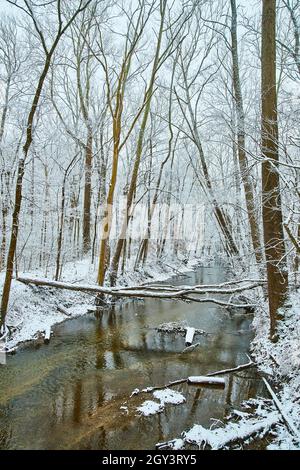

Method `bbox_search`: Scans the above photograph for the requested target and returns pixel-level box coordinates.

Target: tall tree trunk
[0,170,9,271]
[230,0,263,267]
[261,0,288,340]
[0,53,53,331]
[0,77,10,144]
[109,0,167,286]
[83,127,92,254]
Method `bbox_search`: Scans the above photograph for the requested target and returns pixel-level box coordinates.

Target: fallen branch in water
[136,278,267,291]
[17,276,261,309]
[130,361,255,396]
[44,326,52,344]
[187,376,225,387]
[185,327,195,346]
[207,361,255,376]
[181,295,256,309]
[155,321,207,336]
[181,342,201,353]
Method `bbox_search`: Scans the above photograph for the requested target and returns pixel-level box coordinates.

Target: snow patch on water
[137,400,163,416]
[153,388,186,405]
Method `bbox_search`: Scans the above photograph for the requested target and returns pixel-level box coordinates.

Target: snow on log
[57,305,72,316]
[16,276,261,308]
[187,376,225,386]
[156,439,184,450]
[184,412,280,449]
[263,378,300,440]
[185,327,195,346]
[44,326,52,344]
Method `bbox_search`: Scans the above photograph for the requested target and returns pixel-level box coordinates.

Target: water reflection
[0,266,265,449]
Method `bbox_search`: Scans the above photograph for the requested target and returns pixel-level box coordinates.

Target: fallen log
[156,439,184,450]
[138,278,267,291]
[182,295,256,309]
[181,342,201,353]
[185,327,195,346]
[57,305,72,316]
[263,378,300,441]
[184,412,280,449]
[16,276,259,308]
[130,361,255,396]
[207,361,255,376]
[44,326,51,344]
[187,376,225,387]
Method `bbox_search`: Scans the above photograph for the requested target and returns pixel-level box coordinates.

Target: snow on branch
[184,412,280,449]
[16,276,263,308]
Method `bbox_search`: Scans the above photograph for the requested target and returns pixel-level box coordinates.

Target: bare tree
[0,0,92,333]
[230,0,263,268]
[261,0,288,340]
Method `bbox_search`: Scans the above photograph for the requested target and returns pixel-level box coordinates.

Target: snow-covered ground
[0,256,200,350]
[251,293,300,449]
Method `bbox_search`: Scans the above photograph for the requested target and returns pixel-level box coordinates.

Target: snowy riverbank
[250,294,300,449]
[0,256,202,351]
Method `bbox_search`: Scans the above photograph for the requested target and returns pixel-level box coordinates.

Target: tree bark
[0,53,53,330]
[230,0,263,267]
[261,0,288,340]
[109,0,168,285]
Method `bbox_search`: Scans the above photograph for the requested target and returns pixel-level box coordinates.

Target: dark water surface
[0,266,266,449]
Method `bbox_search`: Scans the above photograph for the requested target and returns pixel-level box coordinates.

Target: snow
[141,387,154,393]
[187,376,225,385]
[157,438,185,450]
[137,400,163,416]
[136,388,186,417]
[185,327,195,345]
[120,405,129,414]
[251,290,300,449]
[156,320,188,333]
[184,412,280,449]
[170,439,185,450]
[0,256,200,351]
[153,389,186,405]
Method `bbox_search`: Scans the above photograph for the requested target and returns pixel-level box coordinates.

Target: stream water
[0,266,266,450]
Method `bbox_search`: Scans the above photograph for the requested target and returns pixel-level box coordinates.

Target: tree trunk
[83,128,92,254]
[261,0,288,340]
[230,0,263,267]
[109,0,167,285]
[0,52,54,331]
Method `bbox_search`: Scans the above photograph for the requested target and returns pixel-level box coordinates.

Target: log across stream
[0,266,267,450]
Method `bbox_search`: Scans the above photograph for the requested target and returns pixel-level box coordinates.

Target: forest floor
[0,254,201,350]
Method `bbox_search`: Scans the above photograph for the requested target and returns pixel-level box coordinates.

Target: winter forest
[0,0,300,452]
